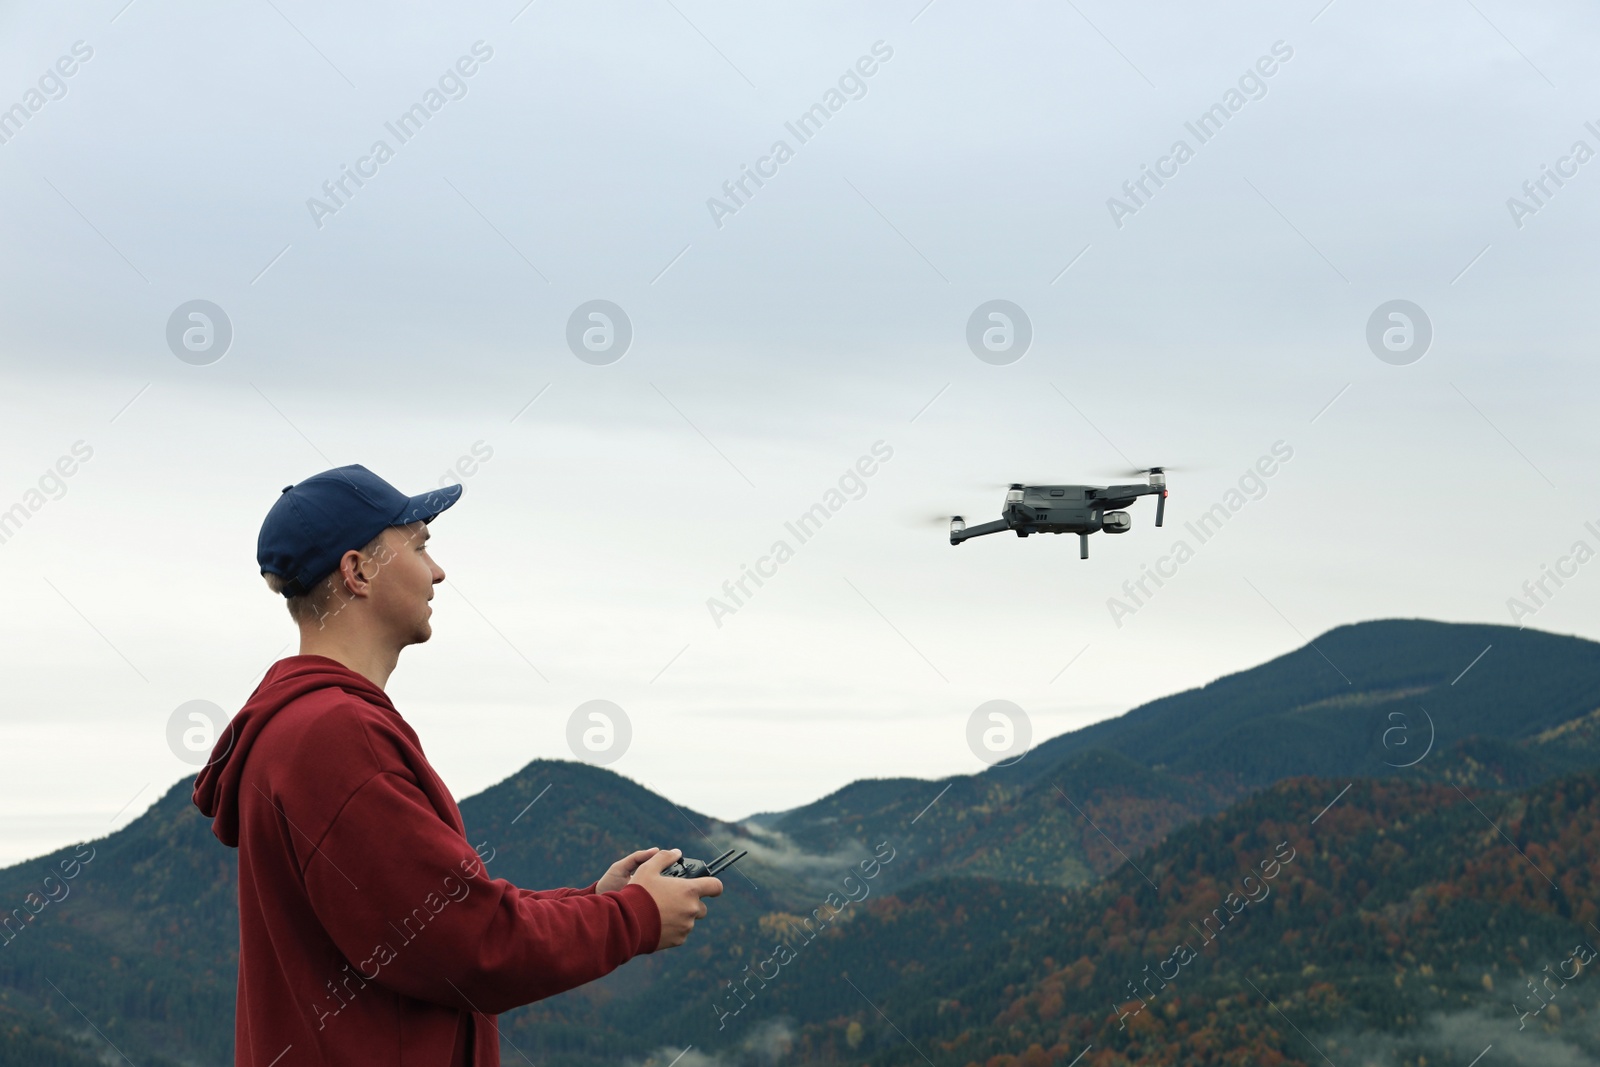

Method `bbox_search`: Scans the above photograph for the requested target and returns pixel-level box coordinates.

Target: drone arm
[951,519,1010,545]
[1095,483,1160,500]
[1093,484,1166,528]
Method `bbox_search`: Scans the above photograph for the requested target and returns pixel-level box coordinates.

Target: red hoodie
[192,655,662,1066]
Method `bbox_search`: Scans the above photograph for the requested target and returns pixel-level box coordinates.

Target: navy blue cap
[257,464,461,598]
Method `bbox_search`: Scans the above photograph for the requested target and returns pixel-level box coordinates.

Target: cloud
[732,820,878,881]
[1325,1006,1597,1067]
[625,1018,796,1067]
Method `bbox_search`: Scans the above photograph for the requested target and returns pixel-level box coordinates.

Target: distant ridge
[983,617,1600,788]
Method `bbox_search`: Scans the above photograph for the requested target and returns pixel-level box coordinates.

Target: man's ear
[339,547,376,596]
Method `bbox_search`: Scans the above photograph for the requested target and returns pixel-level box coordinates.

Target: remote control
[661,847,747,879]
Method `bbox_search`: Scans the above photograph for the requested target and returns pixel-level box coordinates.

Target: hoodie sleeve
[301,770,661,1015]
[525,883,598,900]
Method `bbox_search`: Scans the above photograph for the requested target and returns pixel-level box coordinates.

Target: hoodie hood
[192,654,397,847]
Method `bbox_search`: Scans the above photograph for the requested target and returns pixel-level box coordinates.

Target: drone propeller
[1097,466,1177,527]
[1142,467,1171,527]
[1101,464,1197,478]
[904,512,966,528]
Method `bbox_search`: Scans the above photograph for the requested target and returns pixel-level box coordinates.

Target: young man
[192,464,722,1066]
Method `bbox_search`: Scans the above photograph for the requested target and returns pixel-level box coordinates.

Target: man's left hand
[597,847,662,894]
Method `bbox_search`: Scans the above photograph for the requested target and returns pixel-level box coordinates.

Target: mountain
[1,617,1598,1066]
[745,747,1240,895]
[695,767,1600,1066]
[0,769,239,1067]
[995,617,1600,788]
[761,619,1600,892]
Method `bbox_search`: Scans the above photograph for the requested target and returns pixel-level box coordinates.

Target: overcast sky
[3,0,1598,867]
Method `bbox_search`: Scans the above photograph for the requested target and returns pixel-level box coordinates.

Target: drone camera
[1103,510,1132,534]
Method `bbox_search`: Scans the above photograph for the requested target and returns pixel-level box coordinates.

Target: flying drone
[948,468,1169,558]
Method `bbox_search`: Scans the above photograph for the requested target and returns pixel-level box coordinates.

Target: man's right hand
[630,847,723,950]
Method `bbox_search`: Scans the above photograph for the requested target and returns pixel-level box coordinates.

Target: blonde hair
[262,529,388,627]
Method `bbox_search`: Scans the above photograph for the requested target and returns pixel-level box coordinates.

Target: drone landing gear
[1079,533,1089,559]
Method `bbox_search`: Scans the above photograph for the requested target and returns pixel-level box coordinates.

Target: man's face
[368,521,445,646]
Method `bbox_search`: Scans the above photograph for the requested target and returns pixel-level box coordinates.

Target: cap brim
[393,483,462,526]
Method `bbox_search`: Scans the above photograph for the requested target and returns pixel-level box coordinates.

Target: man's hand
[597,847,662,895]
[628,848,723,951]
